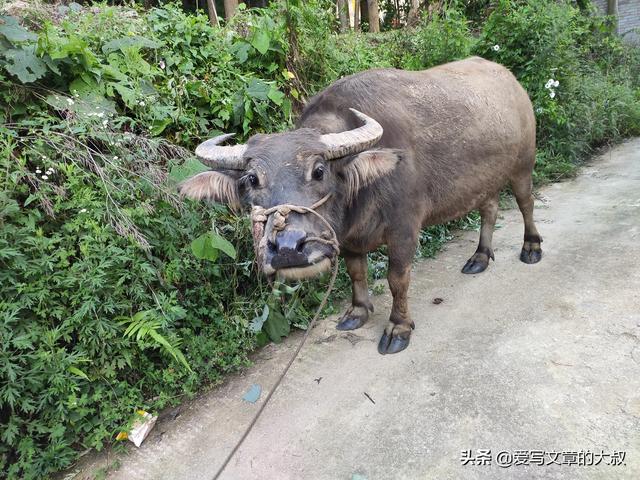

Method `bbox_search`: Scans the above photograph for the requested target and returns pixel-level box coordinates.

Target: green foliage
[402,8,476,69]
[0,1,639,478]
[118,310,192,372]
[0,124,250,478]
[0,3,293,141]
[473,0,640,175]
[191,230,237,261]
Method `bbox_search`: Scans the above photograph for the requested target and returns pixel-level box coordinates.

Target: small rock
[243,384,262,403]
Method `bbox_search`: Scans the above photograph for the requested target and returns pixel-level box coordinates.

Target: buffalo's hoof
[461,248,493,275]
[377,330,411,355]
[336,306,368,331]
[461,257,489,274]
[336,315,365,330]
[520,248,542,264]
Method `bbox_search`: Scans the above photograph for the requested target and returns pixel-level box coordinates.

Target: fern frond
[118,310,192,372]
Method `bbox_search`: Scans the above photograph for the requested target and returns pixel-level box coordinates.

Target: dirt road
[86,139,640,480]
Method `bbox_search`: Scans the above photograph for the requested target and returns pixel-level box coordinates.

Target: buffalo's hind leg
[512,172,543,264]
[378,236,417,355]
[336,251,373,331]
[461,195,499,274]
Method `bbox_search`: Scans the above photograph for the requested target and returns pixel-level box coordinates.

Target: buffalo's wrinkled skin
[179,57,543,355]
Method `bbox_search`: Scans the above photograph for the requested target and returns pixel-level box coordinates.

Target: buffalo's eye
[247,173,259,188]
[312,165,325,181]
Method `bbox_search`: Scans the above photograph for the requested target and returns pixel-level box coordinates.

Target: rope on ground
[211,197,340,480]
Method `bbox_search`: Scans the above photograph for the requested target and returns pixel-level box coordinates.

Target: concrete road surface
[79,139,640,480]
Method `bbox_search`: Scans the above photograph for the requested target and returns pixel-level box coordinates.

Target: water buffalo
[179,57,543,355]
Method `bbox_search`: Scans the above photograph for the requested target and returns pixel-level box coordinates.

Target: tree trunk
[360,0,369,28]
[353,0,360,32]
[337,0,349,33]
[206,0,220,27]
[394,0,400,28]
[407,0,421,27]
[224,0,238,20]
[607,0,618,32]
[367,0,380,32]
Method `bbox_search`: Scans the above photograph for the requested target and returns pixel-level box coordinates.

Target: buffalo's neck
[335,188,389,255]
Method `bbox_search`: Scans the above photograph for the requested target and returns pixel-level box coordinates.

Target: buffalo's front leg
[336,251,373,331]
[378,239,416,354]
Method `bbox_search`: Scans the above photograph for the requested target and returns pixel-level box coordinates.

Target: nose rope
[250,193,340,269]
[212,195,341,480]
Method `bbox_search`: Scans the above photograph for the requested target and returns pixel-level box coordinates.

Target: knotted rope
[250,193,340,267]
[212,195,340,480]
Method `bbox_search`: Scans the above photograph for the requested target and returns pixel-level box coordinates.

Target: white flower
[159,60,166,70]
[554,80,559,87]
[139,101,145,107]
[549,90,556,99]
[113,156,119,160]
[80,208,87,213]
[36,169,42,174]
[545,79,554,89]
[41,175,49,180]
[102,120,108,126]
[492,44,500,52]
[66,98,75,105]
[536,107,543,114]
[97,112,105,118]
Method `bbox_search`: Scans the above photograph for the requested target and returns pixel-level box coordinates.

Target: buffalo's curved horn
[195,133,248,170]
[321,108,384,160]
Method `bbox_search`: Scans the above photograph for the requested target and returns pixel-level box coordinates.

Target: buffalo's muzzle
[261,226,335,280]
[270,229,309,269]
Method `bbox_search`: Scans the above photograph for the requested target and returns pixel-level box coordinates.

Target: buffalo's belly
[421,167,512,226]
[422,190,498,227]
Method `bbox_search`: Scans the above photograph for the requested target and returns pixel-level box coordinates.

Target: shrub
[0,120,261,477]
[0,2,294,141]
[402,8,476,70]
[473,0,640,174]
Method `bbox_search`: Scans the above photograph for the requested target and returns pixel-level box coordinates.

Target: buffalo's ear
[340,149,402,201]
[178,171,241,209]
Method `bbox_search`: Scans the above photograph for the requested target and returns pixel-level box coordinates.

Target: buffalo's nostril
[275,229,307,254]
